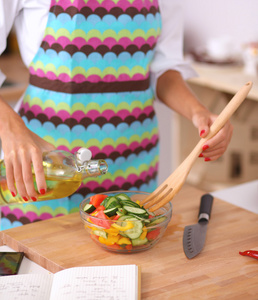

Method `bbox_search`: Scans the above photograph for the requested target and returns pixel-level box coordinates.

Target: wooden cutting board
[1,185,258,299]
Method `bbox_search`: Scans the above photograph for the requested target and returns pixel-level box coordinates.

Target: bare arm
[156,70,233,161]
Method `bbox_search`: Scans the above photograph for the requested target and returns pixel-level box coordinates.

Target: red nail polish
[23,196,29,202]
[31,197,37,202]
[199,153,203,157]
[202,145,209,151]
[200,130,205,137]
[11,191,16,197]
[40,189,46,195]
[205,157,211,162]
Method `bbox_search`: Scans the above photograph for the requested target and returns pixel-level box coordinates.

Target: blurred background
[157,0,258,191]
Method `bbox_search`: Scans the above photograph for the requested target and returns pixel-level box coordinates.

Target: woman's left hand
[192,111,233,161]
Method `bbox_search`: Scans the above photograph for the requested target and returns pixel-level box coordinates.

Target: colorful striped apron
[1,0,162,230]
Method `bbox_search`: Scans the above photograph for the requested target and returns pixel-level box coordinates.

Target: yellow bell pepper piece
[98,234,120,246]
[99,236,110,245]
[136,200,145,207]
[117,237,132,245]
[111,221,134,231]
[105,227,120,235]
[140,226,147,240]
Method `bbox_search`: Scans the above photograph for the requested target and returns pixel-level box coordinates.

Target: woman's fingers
[193,112,234,161]
[21,151,39,201]
[4,143,50,201]
[199,120,233,161]
[31,148,47,196]
[11,156,30,202]
[5,159,16,197]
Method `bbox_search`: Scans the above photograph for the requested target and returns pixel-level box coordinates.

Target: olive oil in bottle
[0,148,108,205]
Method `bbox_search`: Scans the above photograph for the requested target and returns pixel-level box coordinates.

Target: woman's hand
[0,101,55,201]
[156,70,234,161]
[192,111,233,161]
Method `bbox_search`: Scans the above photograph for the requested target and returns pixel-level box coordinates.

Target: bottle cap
[76,148,92,162]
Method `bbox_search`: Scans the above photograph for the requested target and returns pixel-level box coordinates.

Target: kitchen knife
[183,193,214,259]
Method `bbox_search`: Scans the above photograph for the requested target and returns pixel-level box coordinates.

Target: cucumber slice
[131,237,148,246]
[147,216,167,226]
[115,193,131,201]
[106,197,121,210]
[92,230,108,239]
[103,207,118,217]
[117,215,135,226]
[123,218,143,239]
[83,203,96,213]
[100,196,111,207]
[121,200,141,208]
[123,206,147,215]
[128,213,151,223]
[117,207,127,215]
[146,209,156,217]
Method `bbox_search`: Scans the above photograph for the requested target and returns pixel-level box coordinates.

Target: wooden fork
[140,81,253,212]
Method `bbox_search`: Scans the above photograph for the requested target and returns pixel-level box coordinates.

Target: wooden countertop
[1,185,257,299]
[188,62,258,101]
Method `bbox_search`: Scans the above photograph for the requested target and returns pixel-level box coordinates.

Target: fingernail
[23,196,29,202]
[199,153,203,157]
[40,189,46,195]
[200,130,205,137]
[205,157,211,162]
[31,197,37,202]
[202,145,209,151]
[11,191,16,197]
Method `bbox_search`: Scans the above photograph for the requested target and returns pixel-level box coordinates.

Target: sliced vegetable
[90,210,110,229]
[123,218,143,239]
[92,230,108,239]
[117,237,131,245]
[115,193,131,201]
[120,200,141,208]
[105,197,121,210]
[96,205,105,211]
[123,206,147,215]
[147,216,167,226]
[90,194,108,207]
[112,221,134,231]
[104,207,118,217]
[131,237,148,246]
[146,228,161,241]
[84,192,169,252]
[83,203,96,213]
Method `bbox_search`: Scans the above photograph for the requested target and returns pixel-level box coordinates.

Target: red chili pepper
[239,250,258,260]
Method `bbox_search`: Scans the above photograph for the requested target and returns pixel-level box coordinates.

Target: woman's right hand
[0,103,55,201]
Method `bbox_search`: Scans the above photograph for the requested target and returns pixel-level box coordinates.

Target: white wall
[182,0,258,52]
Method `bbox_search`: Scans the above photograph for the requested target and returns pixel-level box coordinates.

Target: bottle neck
[76,159,108,178]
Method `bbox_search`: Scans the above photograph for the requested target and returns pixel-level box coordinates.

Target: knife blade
[183,193,214,259]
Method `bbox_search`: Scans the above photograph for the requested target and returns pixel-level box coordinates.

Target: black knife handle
[198,194,214,222]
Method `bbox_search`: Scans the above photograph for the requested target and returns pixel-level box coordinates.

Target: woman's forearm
[156,69,233,162]
[0,96,26,137]
[156,70,209,121]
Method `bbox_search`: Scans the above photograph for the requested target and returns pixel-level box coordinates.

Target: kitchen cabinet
[180,62,258,191]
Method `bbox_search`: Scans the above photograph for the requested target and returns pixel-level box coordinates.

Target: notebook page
[0,273,53,300]
[50,265,138,300]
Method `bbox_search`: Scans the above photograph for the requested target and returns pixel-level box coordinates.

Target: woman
[0,0,232,230]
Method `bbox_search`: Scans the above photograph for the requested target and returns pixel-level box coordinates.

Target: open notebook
[0,264,141,300]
